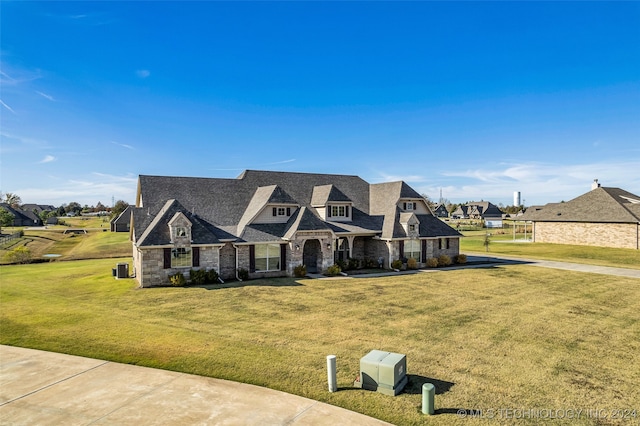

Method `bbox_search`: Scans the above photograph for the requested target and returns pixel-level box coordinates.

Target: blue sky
[1,1,639,208]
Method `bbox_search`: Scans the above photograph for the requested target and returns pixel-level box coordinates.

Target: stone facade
[134,244,224,287]
[533,221,640,250]
[219,243,237,280]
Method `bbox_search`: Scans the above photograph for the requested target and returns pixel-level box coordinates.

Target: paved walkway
[0,345,391,426]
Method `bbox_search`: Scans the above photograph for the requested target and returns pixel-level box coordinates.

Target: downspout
[217,245,221,277]
[234,244,240,281]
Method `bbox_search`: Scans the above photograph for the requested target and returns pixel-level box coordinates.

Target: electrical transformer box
[354,350,408,396]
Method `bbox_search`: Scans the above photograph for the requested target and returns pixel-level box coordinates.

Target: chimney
[591,179,601,190]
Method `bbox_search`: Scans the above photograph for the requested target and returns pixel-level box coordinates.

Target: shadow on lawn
[189,279,305,291]
[404,374,455,395]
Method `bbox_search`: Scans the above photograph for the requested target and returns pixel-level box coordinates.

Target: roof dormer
[311,184,353,222]
[168,212,192,243]
[399,212,420,238]
[237,185,299,235]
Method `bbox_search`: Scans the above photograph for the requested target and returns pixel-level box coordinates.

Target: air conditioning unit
[116,263,129,279]
[354,350,408,396]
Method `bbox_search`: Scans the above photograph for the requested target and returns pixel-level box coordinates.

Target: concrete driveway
[0,345,391,426]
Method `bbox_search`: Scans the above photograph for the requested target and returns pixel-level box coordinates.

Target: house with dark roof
[432,204,449,218]
[130,171,462,287]
[520,182,640,249]
[111,206,133,232]
[451,201,502,220]
[0,204,42,227]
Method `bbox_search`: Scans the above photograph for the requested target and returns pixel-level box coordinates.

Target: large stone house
[451,201,502,220]
[521,182,640,250]
[129,170,462,287]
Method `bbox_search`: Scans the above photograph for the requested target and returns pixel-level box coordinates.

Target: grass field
[0,229,131,264]
[1,258,638,425]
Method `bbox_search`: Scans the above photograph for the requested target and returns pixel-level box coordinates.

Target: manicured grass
[461,231,640,269]
[0,230,131,264]
[2,259,638,425]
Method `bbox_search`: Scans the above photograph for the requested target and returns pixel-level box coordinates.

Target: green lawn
[1,230,131,264]
[2,258,638,425]
[461,231,640,269]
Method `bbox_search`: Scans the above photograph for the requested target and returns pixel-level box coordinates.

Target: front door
[302,239,322,273]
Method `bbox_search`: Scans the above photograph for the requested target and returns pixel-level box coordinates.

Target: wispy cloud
[418,161,640,206]
[15,173,138,206]
[110,141,134,150]
[36,91,55,101]
[371,173,428,183]
[0,99,16,114]
[268,159,295,165]
[39,155,56,164]
[136,69,150,79]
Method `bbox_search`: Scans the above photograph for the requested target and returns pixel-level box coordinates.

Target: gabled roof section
[417,215,463,237]
[310,184,352,206]
[524,187,640,223]
[135,199,222,247]
[399,212,419,224]
[237,185,297,236]
[283,207,334,240]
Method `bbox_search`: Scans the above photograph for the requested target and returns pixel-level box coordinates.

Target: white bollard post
[327,355,337,392]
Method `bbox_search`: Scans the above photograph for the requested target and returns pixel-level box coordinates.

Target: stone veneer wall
[364,239,390,267]
[534,222,639,250]
[433,237,460,260]
[134,245,225,287]
[219,243,237,280]
[136,247,166,287]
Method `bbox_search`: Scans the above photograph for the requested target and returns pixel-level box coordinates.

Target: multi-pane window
[439,238,449,250]
[255,243,280,271]
[331,205,345,217]
[176,227,187,237]
[171,247,192,268]
[405,240,421,261]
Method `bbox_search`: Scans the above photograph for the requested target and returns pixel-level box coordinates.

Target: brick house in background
[130,170,462,287]
[521,181,640,250]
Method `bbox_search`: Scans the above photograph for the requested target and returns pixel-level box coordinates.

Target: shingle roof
[310,184,352,206]
[136,199,222,246]
[523,187,640,223]
[136,171,461,244]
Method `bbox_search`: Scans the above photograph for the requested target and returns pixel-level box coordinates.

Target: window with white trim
[171,247,192,268]
[176,227,187,237]
[255,243,281,271]
[405,240,421,261]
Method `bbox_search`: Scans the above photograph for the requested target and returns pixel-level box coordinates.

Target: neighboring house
[521,183,640,250]
[111,206,133,232]
[0,203,42,227]
[451,201,502,220]
[131,170,463,287]
[432,204,449,218]
[21,204,56,215]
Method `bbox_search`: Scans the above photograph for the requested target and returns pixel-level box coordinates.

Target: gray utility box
[116,263,129,279]
[354,350,408,396]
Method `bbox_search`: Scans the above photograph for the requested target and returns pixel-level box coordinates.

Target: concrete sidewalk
[463,252,640,279]
[0,345,391,426]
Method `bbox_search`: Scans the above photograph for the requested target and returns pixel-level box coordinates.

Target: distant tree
[421,193,436,210]
[95,201,107,212]
[110,200,130,219]
[38,210,56,223]
[483,233,491,252]
[65,202,82,215]
[0,207,15,232]
[2,192,22,208]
